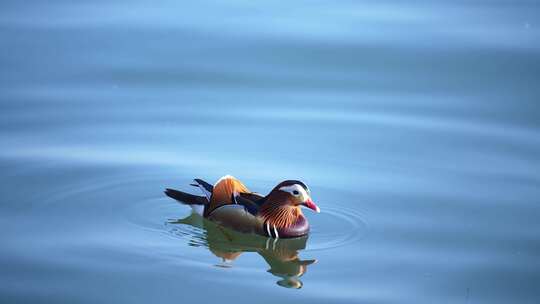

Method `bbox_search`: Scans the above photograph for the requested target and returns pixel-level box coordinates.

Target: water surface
[1,1,540,303]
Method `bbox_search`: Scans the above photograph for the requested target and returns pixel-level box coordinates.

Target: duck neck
[259,204,303,229]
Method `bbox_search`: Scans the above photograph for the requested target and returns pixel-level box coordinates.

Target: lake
[1,1,539,303]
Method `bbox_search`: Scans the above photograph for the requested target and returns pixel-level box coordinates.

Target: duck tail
[164,188,208,215]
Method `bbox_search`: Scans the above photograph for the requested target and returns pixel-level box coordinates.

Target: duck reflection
[171,213,317,289]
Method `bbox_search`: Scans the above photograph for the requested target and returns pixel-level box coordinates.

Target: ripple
[20,165,369,283]
[18,164,369,256]
[128,194,368,253]
[305,205,368,251]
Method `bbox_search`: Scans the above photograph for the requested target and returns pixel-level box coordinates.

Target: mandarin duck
[165,175,320,238]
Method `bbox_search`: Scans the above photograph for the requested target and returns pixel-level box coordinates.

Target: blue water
[1,1,540,303]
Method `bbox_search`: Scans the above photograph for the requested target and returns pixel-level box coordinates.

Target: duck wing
[233,193,260,216]
[190,178,213,202]
[239,192,265,204]
[203,175,252,217]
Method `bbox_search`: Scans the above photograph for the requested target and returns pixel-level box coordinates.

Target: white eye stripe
[278,184,308,198]
[301,183,310,193]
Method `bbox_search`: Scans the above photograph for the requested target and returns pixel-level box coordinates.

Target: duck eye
[292,190,299,195]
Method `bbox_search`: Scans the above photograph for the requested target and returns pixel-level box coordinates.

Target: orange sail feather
[205,175,250,216]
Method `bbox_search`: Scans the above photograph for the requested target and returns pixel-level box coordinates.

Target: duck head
[273,180,320,213]
[259,180,320,229]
